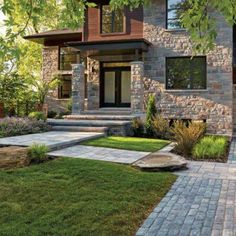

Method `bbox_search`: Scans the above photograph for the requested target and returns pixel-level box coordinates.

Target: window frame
[58,75,72,99]
[100,4,126,35]
[166,0,185,30]
[165,56,207,91]
[58,46,80,71]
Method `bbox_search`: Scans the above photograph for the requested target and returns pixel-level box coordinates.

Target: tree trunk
[0,103,4,118]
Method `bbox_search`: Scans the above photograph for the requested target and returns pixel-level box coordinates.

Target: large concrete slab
[48,145,150,164]
[0,131,104,150]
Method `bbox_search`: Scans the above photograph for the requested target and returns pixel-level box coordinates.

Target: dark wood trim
[66,38,151,52]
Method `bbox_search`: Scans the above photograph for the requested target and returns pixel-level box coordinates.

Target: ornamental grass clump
[0,117,51,137]
[170,121,206,157]
[132,118,144,137]
[152,114,170,139]
[27,143,49,163]
[193,136,228,160]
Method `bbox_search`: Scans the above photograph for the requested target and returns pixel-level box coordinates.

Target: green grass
[192,135,229,162]
[0,158,176,236]
[81,136,170,152]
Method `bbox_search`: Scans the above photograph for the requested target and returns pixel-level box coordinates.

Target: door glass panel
[104,71,115,103]
[121,71,131,103]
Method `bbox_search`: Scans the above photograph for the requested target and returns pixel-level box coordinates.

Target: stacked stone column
[72,64,85,114]
[131,61,144,114]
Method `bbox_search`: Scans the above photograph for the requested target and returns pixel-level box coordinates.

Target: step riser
[48,120,131,128]
[52,126,108,134]
[64,115,136,121]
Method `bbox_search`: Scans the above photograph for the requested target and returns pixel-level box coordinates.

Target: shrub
[152,114,170,139]
[27,143,49,163]
[47,111,57,118]
[193,136,228,160]
[132,118,144,137]
[170,121,206,157]
[0,117,51,137]
[67,99,72,112]
[29,111,46,121]
[145,94,157,137]
[55,111,71,119]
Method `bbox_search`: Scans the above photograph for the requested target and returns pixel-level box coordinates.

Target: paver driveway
[137,141,236,236]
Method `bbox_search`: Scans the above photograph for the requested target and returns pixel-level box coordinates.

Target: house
[24,0,235,136]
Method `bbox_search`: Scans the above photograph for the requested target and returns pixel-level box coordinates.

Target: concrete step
[52,125,109,134]
[48,119,131,127]
[63,114,137,121]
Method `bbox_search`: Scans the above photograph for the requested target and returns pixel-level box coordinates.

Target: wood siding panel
[84,6,143,42]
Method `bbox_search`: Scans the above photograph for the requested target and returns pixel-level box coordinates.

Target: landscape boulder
[133,152,187,171]
[0,146,30,169]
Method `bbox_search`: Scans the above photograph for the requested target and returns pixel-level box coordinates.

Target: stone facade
[87,58,100,110]
[143,0,233,136]
[131,61,145,113]
[72,64,85,114]
[42,46,71,113]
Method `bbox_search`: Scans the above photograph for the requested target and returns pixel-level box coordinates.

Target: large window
[58,75,72,99]
[166,57,207,90]
[59,47,80,70]
[167,0,187,29]
[101,5,124,34]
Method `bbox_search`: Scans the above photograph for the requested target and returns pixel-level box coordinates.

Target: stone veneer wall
[143,0,233,135]
[87,58,100,110]
[42,46,70,113]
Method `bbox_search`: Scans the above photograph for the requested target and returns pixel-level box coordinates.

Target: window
[59,47,80,70]
[101,5,124,34]
[58,75,72,99]
[166,57,207,90]
[167,0,187,29]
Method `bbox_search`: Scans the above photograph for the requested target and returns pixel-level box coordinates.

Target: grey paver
[0,131,104,149]
[136,139,236,236]
[48,145,150,164]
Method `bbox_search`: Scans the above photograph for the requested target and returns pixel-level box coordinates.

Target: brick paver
[136,140,236,236]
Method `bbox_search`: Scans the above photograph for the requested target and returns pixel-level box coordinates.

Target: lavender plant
[0,117,51,137]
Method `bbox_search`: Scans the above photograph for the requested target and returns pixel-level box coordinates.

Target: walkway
[137,142,236,236]
[48,145,150,164]
[0,131,104,150]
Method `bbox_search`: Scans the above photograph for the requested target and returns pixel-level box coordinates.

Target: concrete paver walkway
[0,131,104,150]
[137,141,236,236]
[48,145,150,164]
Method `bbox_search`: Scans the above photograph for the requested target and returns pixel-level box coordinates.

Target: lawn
[0,158,176,236]
[81,136,170,152]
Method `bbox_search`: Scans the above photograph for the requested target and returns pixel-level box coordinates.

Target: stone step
[63,114,137,121]
[47,119,133,136]
[48,119,131,127]
[52,125,109,134]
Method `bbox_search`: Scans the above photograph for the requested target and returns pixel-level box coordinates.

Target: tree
[33,77,60,107]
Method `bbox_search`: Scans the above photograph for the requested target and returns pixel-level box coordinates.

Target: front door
[101,67,131,107]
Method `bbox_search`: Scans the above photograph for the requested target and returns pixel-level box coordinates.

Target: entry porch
[67,38,151,115]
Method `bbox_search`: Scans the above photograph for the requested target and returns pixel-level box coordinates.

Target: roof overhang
[66,38,152,57]
[24,29,82,45]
